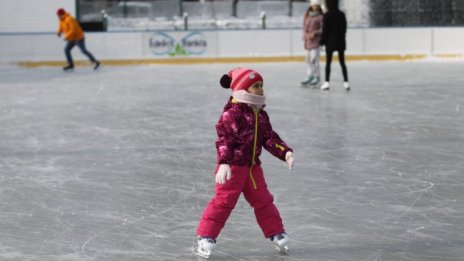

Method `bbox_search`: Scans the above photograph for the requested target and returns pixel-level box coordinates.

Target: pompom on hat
[310,0,321,5]
[220,67,263,92]
[57,8,66,16]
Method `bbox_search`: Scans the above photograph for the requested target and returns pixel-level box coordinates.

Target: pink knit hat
[220,67,263,91]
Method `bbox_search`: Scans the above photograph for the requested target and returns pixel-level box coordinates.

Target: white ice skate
[271,232,289,253]
[309,76,320,86]
[301,76,314,85]
[344,81,350,91]
[196,237,216,259]
[320,81,330,91]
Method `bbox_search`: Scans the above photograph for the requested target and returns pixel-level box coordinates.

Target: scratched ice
[0,60,463,261]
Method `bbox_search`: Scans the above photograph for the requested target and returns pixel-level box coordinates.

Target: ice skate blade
[275,245,289,254]
[301,83,320,89]
[195,249,211,259]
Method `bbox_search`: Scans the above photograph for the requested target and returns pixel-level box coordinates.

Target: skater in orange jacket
[56,8,100,71]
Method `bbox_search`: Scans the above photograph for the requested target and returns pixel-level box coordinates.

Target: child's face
[310,5,321,12]
[247,81,264,96]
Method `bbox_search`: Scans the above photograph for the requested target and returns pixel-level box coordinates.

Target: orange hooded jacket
[58,13,84,41]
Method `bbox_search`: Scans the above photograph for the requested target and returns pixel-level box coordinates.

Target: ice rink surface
[1,60,463,261]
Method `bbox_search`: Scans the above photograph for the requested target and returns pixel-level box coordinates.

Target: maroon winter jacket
[303,13,323,50]
[216,97,293,167]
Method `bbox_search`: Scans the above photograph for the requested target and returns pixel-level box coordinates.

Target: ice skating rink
[1,60,463,261]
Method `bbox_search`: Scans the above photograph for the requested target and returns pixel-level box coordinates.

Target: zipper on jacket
[249,109,259,190]
[275,144,285,151]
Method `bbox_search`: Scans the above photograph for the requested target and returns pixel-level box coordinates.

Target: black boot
[63,64,74,71]
[93,61,100,70]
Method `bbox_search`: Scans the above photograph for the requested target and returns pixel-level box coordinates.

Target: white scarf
[232,90,266,106]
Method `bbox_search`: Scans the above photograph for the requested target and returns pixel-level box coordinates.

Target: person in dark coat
[319,0,350,91]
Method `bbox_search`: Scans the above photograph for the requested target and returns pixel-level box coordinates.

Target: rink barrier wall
[16,55,432,68]
[1,27,464,66]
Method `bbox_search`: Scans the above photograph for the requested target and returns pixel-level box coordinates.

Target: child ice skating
[301,0,324,86]
[195,68,295,258]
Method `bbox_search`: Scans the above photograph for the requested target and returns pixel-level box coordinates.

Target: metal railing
[369,0,464,26]
[77,0,464,31]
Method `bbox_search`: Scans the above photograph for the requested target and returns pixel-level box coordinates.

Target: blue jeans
[65,38,97,66]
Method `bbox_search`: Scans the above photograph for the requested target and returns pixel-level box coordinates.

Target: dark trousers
[325,49,348,82]
[65,38,97,66]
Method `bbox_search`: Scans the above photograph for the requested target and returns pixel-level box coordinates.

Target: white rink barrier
[1,27,464,65]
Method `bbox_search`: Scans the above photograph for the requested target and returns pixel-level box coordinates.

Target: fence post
[232,0,239,17]
[75,0,81,21]
[101,10,108,31]
[260,11,266,29]
[183,12,189,30]
[123,0,128,18]
[288,0,293,17]
[179,0,184,18]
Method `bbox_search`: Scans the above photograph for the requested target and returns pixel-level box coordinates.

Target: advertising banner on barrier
[3,28,464,64]
[145,31,217,58]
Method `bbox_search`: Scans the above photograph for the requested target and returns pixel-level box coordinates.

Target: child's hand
[215,164,231,184]
[285,151,294,170]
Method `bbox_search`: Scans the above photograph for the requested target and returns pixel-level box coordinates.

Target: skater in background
[301,0,323,86]
[319,0,350,91]
[195,67,295,258]
[56,8,100,71]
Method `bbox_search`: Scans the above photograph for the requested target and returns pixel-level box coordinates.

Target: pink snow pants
[196,165,284,239]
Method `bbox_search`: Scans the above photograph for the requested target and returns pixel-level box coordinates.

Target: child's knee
[247,192,274,209]
[213,191,241,209]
